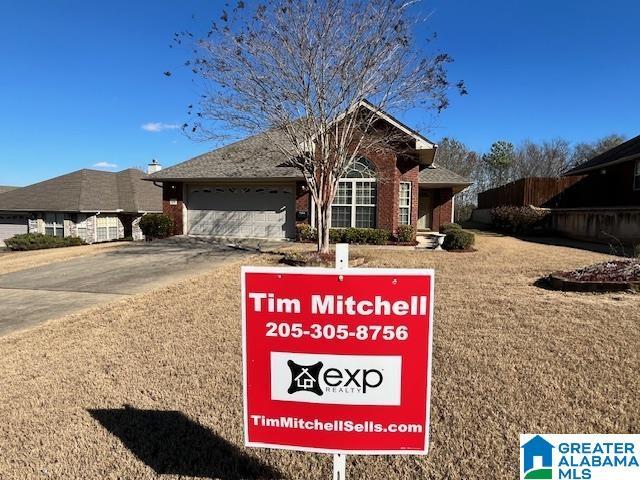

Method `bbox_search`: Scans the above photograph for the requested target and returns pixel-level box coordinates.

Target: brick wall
[397,157,420,230]
[295,181,311,224]
[163,182,184,235]
[364,150,419,232]
[430,188,454,230]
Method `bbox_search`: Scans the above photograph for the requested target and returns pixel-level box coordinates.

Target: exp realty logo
[287,360,324,396]
[271,352,402,406]
[520,434,640,480]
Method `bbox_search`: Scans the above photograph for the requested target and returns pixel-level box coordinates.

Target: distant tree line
[436,134,626,222]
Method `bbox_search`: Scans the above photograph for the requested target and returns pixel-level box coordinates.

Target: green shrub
[443,229,475,251]
[4,233,85,251]
[439,222,461,234]
[139,213,173,240]
[367,228,391,245]
[328,228,390,245]
[296,223,317,242]
[490,206,550,234]
[396,225,415,243]
[329,228,344,243]
[634,243,640,258]
[343,228,368,244]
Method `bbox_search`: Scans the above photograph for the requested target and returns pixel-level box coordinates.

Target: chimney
[147,159,162,174]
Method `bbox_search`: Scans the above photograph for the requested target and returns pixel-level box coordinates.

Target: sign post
[241,245,435,477]
[333,243,349,480]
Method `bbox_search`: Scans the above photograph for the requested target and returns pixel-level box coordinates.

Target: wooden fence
[477,176,585,209]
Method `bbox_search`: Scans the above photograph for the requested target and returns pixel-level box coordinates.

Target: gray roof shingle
[0,169,162,213]
[419,165,472,186]
[148,131,302,181]
[0,186,18,195]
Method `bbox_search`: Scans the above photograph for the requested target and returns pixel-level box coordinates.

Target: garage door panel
[187,186,294,239]
[0,214,29,245]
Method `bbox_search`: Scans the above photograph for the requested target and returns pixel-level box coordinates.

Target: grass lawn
[0,233,638,479]
[0,241,128,275]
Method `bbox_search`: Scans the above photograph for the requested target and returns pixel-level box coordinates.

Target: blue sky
[1,0,638,186]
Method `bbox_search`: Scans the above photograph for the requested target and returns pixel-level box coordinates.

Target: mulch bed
[279,251,366,267]
[548,259,640,292]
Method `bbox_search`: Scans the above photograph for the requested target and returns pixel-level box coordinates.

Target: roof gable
[149,102,436,181]
[565,134,640,175]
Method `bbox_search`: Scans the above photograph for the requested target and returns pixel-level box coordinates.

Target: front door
[417,192,431,230]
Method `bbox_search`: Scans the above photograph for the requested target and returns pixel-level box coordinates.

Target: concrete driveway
[0,238,257,336]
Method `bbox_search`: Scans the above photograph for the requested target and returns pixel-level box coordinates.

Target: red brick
[162,182,184,235]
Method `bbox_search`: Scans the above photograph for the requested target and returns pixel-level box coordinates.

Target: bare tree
[513,138,570,178]
[177,0,464,252]
[435,137,479,220]
[570,134,626,168]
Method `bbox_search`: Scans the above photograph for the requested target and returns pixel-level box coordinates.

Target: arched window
[331,157,377,228]
[344,157,377,178]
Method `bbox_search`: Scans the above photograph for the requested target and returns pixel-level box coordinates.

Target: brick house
[147,103,471,240]
[0,168,162,245]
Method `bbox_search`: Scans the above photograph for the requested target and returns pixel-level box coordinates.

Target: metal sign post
[333,243,349,480]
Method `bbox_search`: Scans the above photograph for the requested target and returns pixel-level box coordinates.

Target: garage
[0,213,28,245]
[187,185,295,239]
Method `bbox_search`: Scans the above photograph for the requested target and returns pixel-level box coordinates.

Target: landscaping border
[548,273,640,293]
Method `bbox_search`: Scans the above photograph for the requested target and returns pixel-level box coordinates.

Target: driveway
[0,238,257,336]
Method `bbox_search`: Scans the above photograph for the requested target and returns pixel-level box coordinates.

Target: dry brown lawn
[0,233,638,479]
[0,241,128,275]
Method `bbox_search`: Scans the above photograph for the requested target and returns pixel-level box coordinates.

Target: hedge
[139,214,173,240]
[4,233,85,251]
[296,225,392,245]
[439,222,462,234]
[396,225,415,243]
[296,224,317,242]
[331,227,391,245]
[490,206,550,235]
[443,229,475,251]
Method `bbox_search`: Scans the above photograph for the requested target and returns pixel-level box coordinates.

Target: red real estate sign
[241,266,434,454]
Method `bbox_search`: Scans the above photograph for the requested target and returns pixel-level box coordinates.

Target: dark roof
[147,130,302,181]
[0,169,162,213]
[148,103,437,182]
[419,165,472,187]
[0,186,18,194]
[565,134,640,175]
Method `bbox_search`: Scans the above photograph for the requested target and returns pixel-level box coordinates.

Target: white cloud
[141,122,180,133]
[93,161,118,169]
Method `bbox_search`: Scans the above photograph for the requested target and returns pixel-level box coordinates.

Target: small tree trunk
[315,199,324,252]
[321,204,331,254]
[315,199,331,254]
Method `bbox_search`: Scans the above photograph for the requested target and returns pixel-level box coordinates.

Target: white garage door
[0,213,28,245]
[187,185,295,239]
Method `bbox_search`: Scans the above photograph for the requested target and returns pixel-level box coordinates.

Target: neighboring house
[473,134,640,244]
[146,103,471,240]
[553,134,640,243]
[0,167,162,246]
[0,186,18,195]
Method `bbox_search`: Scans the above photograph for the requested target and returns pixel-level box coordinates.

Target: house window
[635,159,640,190]
[96,216,119,242]
[399,182,412,225]
[76,214,87,241]
[331,158,377,228]
[44,213,65,238]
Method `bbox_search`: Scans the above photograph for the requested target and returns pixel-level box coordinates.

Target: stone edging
[549,274,640,293]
